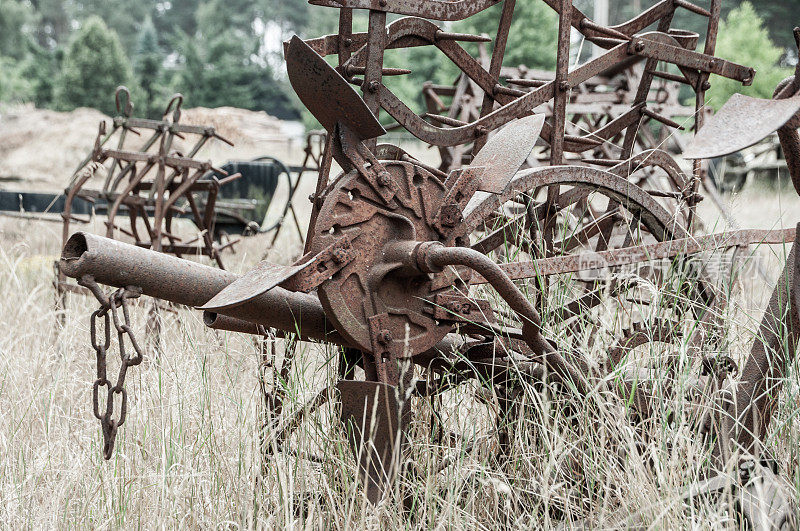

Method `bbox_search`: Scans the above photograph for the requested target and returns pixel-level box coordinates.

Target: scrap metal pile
[57,0,800,525]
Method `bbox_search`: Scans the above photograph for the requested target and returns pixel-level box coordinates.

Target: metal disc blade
[682,94,800,159]
[198,260,308,311]
[285,35,385,140]
[471,114,545,194]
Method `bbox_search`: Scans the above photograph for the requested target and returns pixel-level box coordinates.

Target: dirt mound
[180,106,286,145]
[0,105,301,192]
[0,105,109,191]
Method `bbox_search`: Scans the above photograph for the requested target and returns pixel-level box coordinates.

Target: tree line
[0,0,793,120]
[0,0,310,118]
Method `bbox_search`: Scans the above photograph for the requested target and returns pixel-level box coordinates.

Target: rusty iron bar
[60,232,342,344]
[469,228,797,284]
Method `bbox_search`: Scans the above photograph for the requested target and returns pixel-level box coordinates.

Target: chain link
[78,275,145,460]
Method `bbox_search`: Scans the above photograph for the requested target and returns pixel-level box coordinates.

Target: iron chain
[79,275,145,460]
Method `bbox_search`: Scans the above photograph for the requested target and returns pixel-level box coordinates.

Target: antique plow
[58,0,800,525]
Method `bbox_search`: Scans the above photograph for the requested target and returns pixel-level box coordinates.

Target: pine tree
[705,2,792,111]
[54,16,134,114]
[170,0,297,118]
[134,16,163,118]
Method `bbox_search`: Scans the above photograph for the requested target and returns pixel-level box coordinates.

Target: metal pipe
[60,232,344,344]
[415,242,591,393]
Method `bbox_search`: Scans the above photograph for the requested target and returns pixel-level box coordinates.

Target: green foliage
[457,1,558,71]
[0,56,34,103]
[54,16,134,115]
[0,0,32,60]
[739,0,798,53]
[170,0,298,118]
[67,1,155,55]
[19,43,61,107]
[134,16,164,118]
[8,0,793,123]
[0,1,35,103]
[705,2,792,110]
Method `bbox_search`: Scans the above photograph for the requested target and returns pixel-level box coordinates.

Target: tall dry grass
[0,176,798,529]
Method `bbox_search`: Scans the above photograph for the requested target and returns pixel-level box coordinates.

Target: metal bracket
[433,166,483,235]
[281,236,356,293]
[430,293,497,326]
[368,313,401,384]
[336,123,397,205]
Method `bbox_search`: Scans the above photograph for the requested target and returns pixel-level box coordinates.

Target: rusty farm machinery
[0,88,318,302]
[56,0,800,525]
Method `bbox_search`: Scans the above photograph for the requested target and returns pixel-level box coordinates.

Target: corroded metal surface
[683,94,800,159]
[57,1,800,520]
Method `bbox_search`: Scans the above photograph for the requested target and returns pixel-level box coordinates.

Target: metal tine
[590,36,626,47]
[565,134,603,146]
[578,18,629,40]
[435,30,492,43]
[344,65,411,76]
[674,0,712,17]
[581,158,623,166]
[650,70,692,85]
[424,113,469,127]
[505,78,549,88]
[642,107,686,130]
[493,84,526,97]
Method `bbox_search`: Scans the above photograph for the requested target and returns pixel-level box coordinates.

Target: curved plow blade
[683,93,800,159]
[471,114,545,194]
[285,35,385,141]
[198,260,307,311]
[200,237,355,311]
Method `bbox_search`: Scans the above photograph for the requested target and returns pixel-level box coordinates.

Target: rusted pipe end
[60,232,90,277]
[203,311,219,327]
[203,311,266,336]
[62,232,88,260]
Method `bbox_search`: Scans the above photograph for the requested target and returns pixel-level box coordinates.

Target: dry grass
[0,168,798,528]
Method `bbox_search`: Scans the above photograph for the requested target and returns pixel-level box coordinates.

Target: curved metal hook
[115,86,133,117]
[163,93,184,123]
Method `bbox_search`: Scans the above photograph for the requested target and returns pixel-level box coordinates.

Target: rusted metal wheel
[466,165,712,331]
[310,160,464,358]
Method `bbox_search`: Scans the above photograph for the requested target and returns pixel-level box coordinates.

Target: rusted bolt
[475,125,488,137]
[461,303,472,314]
[558,80,569,91]
[634,41,645,52]
[343,37,353,47]
[708,59,716,69]
[377,329,393,345]
[379,0,387,6]
[439,204,461,227]
[367,80,380,93]
[701,81,711,91]
[377,171,392,186]
[332,248,349,264]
